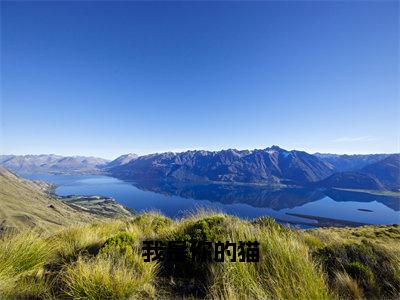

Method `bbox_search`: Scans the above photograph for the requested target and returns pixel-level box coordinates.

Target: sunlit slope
[0,167,97,233]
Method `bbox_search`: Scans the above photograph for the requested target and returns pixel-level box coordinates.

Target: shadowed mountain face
[110,146,334,185]
[315,153,390,172]
[317,172,386,191]
[361,154,400,190]
[317,154,400,191]
[0,154,109,174]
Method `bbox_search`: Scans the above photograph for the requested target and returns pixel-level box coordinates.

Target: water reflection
[22,173,399,226]
[324,189,399,211]
[132,180,399,212]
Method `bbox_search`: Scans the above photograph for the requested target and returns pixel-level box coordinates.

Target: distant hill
[315,153,390,172]
[104,153,138,169]
[0,166,99,233]
[361,154,400,190]
[316,154,400,191]
[0,154,109,174]
[316,171,386,190]
[109,146,335,185]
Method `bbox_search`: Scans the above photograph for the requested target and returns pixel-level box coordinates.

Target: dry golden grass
[0,167,100,233]
[0,211,398,299]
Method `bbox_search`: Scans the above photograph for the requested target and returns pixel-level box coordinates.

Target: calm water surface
[23,173,400,227]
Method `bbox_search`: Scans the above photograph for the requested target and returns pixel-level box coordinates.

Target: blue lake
[23,173,400,227]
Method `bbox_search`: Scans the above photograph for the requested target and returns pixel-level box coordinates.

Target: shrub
[99,232,136,255]
[313,240,400,298]
[346,261,375,288]
[252,216,289,233]
[150,215,228,297]
[132,213,173,236]
[179,215,226,242]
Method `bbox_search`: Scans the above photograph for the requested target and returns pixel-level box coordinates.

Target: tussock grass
[304,224,400,298]
[0,211,399,299]
[62,254,157,299]
[210,217,330,299]
[0,231,54,297]
[332,271,364,299]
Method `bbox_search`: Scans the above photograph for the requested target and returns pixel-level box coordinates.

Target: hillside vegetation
[0,167,100,233]
[0,211,398,299]
[0,167,133,234]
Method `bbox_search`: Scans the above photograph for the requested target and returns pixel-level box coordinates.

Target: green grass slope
[0,166,99,233]
[0,211,398,299]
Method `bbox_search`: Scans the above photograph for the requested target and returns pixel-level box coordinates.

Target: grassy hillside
[0,166,102,233]
[0,211,398,299]
[0,167,133,234]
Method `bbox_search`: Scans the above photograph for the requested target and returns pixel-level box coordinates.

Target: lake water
[23,173,400,227]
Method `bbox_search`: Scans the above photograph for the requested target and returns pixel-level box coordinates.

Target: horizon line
[1,146,398,160]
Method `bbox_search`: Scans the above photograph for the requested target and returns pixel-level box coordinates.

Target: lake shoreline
[21,173,400,227]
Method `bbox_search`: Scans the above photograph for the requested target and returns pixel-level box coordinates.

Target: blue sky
[1,1,398,159]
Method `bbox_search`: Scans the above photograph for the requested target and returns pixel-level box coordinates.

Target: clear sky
[1,1,399,159]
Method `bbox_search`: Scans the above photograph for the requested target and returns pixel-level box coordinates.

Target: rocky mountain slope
[315,153,390,171]
[361,154,400,190]
[316,154,400,191]
[316,171,386,190]
[103,153,138,169]
[109,146,335,185]
[1,148,398,191]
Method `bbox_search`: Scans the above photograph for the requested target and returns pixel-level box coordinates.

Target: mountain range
[1,147,399,191]
[0,154,108,174]
[109,146,334,185]
[314,153,390,171]
[317,154,400,191]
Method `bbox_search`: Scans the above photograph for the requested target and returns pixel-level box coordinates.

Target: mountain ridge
[1,147,399,191]
[0,154,109,174]
[109,146,335,185]
[314,153,392,171]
